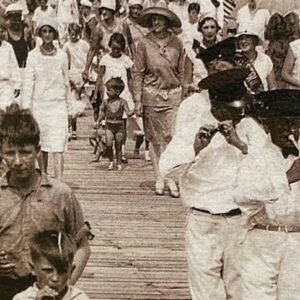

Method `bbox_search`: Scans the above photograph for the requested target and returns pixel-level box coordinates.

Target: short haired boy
[0,104,91,300]
[13,230,89,300]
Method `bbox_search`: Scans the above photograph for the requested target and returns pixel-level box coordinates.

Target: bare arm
[267,69,277,90]
[83,25,102,75]
[93,65,106,101]
[123,99,134,117]
[287,158,300,184]
[282,46,300,88]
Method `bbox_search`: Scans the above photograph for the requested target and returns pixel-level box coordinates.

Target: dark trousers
[0,274,36,300]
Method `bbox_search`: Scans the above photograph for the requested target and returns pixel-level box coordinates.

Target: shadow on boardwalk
[63,112,191,300]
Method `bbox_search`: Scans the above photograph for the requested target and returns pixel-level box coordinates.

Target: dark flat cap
[196,37,237,64]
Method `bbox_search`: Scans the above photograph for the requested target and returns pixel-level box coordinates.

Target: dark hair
[198,16,220,32]
[108,32,126,51]
[0,103,40,148]
[68,22,81,34]
[188,2,200,14]
[38,24,59,40]
[30,230,76,274]
[105,77,125,93]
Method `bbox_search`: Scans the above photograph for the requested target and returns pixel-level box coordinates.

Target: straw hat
[136,7,181,28]
[99,0,116,11]
[236,30,263,46]
[80,0,93,8]
[5,3,23,15]
[37,17,59,40]
[128,0,143,7]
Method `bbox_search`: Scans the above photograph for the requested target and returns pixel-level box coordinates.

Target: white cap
[99,0,116,11]
[128,0,143,7]
[5,3,23,15]
[80,0,93,8]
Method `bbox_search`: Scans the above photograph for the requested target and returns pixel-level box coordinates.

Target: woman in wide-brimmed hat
[132,6,185,197]
[22,17,70,182]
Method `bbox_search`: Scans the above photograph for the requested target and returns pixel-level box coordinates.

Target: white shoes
[144,150,151,161]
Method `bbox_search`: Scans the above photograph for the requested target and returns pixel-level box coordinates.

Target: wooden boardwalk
[61,111,191,300]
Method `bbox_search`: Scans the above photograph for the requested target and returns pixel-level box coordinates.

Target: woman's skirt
[32,99,69,152]
[143,106,178,145]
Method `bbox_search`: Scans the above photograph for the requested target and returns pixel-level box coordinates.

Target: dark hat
[136,7,181,28]
[199,68,251,107]
[255,89,300,117]
[196,37,237,64]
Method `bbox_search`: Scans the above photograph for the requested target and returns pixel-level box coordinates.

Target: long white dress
[22,47,69,152]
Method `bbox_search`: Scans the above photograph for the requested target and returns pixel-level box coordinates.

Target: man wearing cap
[237,0,270,44]
[234,89,300,300]
[159,66,269,299]
[31,0,55,35]
[82,0,134,81]
[80,0,97,43]
[123,0,148,58]
[5,3,33,68]
[0,18,21,110]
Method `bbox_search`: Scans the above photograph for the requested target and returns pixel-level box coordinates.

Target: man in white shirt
[159,66,263,299]
[234,89,300,300]
[236,0,270,43]
[0,20,21,110]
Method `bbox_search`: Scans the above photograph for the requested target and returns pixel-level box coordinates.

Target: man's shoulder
[44,175,72,195]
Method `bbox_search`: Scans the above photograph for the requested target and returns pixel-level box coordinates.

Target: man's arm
[287,157,300,184]
[83,25,102,80]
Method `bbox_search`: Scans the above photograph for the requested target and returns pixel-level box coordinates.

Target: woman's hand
[219,121,248,154]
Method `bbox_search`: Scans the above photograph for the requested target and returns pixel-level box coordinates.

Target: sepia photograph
[0,0,300,299]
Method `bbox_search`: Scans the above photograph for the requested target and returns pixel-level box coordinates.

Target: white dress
[22,47,69,152]
[0,41,21,110]
[288,39,300,90]
[99,53,134,111]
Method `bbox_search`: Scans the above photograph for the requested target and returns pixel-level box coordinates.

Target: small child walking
[93,32,134,163]
[64,23,90,140]
[97,77,134,170]
[13,230,89,300]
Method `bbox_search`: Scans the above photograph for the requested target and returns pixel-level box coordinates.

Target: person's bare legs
[53,152,64,181]
[149,143,165,195]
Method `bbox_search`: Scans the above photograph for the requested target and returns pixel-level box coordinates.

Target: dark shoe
[71,132,77,140]
[121,157,128,164]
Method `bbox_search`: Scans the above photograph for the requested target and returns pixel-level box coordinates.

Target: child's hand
[36,285,58,300]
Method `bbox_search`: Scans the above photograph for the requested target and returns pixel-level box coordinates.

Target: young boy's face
[188,9,198,24]
[33,256,72,297]
[40,0,48,10]
[106,85,121,98]
[1,142,39,180]
[69,28,80,42]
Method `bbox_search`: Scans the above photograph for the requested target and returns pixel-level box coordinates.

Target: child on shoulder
[13,230,90,300]
[97,77,134,171]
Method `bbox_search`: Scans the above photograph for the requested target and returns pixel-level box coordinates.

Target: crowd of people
[1,0,300,298]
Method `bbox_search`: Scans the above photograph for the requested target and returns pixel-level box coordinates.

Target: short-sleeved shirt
[0,172,85,278]
[13,284,90,300]
[32,6,55,27]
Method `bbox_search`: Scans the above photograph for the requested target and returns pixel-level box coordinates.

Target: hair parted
[30,230,76,274]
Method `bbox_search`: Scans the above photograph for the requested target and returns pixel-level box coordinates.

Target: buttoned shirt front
[0,173,84,278]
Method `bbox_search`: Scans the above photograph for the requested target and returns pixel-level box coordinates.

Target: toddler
[97,77,134,170]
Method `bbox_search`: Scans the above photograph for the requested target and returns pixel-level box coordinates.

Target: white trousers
[240,228,300,300]
[185,209,244,300]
